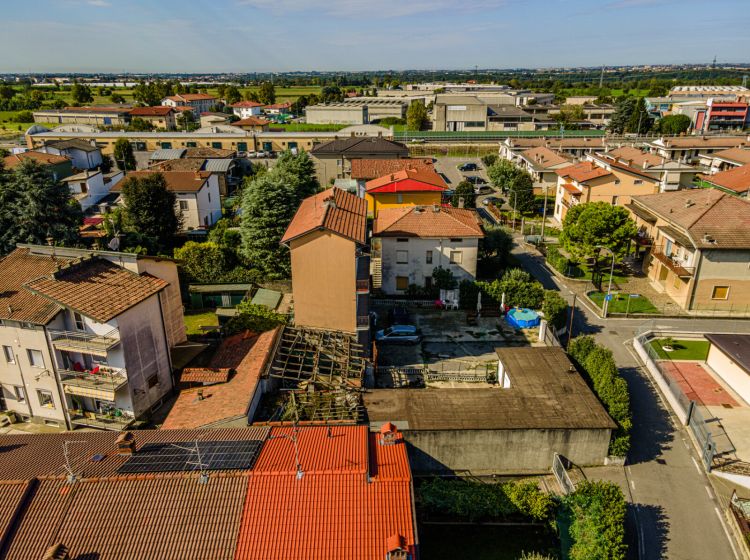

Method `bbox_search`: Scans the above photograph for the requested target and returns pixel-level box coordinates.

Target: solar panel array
[117,440,264,474]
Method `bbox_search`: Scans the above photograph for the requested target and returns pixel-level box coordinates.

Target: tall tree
[0,160,82,254]
[452,180,476,208]
[224,85,242,105]
[275,150,320,202]
[258,82,276,105]
[656,114,691,135]
[406,100,428,131]
[120,173,181,252]
[507,169,535,214]
[626,97,652,134]
[113,138,136,171]
[70,81,93,104]
[487,158,518,190]
[560,202,637,263]
[608,97,636,134]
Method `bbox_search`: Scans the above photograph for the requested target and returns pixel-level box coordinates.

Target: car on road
[458,162,480,172]
[375,325,422,344]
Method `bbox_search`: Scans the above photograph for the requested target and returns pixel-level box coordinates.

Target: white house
[705,334,750,406]
[230,101,264,119]
[114,171,222,231]
[39,138,104,170]
[161,93,218,114]
[372,205,484,294]
[62,169,123,211]
[0,246,179,429]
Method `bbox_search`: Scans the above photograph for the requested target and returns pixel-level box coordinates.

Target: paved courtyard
[660,361,738,407]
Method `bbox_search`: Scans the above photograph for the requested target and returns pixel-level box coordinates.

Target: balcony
[70,410,133,430]
[651,250,695,278]
[356,315,370,329]
[61,367,128,401]
[634,232,654,247]
[49,328,120,356]
[356,278,370,293]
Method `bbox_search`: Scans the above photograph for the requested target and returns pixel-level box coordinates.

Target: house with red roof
[128,105,177,130]
[230,100,264,119]
[281,188,371,347]
[365,167,448,217]
[372,205,484,293]
[161,93,218,114]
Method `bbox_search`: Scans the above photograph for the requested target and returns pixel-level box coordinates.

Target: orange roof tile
[519,146,572,168]
[129,106,175,116]
[373,206,484,238]
[162,329,280,430]
[700,164,750,194]
[113,171,212,193]
[366,167,447,193]
[281,188,367,245]
[350,158,434,180]
[3,151,70,169]
[708,147,750,165]
[556,161,612,183]
[164,93,217,102]
[231,117,271,127]
[180,367,232,384]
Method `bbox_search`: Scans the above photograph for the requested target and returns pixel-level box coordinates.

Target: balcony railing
[356,278,370,292]
[70,410,133,430]
[49,328,120,356]
[61,367,128,400]
[651,250,695,278]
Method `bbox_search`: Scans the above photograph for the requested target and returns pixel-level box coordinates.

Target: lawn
[563,263,630,285]
[419,523,557,560]
[588,291,659,314]
[648,339,710,361]
[184,310,219,336]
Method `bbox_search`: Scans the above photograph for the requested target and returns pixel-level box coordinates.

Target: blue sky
[2,0,749,73]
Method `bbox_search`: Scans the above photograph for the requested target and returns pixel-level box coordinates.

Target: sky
[1,0,749,73]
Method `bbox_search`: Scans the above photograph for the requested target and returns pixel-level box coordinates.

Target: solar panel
[117,440,264,474]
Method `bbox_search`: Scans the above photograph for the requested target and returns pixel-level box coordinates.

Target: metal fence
[636,331,692,415]
[552,453,575,495]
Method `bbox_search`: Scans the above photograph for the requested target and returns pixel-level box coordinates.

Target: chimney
[685,199,694,208]
[323,195,336,211]
[115,431,136,455]
[642,160,650,169]
[42,544,69,560]
[197,389,204,401]
[432,204,440,212]
[458,197,465,209]
[386,534,408,560]
[379,422,399,446]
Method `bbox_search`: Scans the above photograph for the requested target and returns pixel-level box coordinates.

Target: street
[512,238,744,560]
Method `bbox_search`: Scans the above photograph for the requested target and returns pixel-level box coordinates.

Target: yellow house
[365,167,448,217]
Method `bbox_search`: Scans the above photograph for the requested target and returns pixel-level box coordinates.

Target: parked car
[375,325,422,344]
[464,175,487,186]
[482,196,504,206]
[458,162,480,172]
[388,306,411,325]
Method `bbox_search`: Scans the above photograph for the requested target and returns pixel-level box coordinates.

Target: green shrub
[225,302,286,335]
[478,268,544,309]
[565,480,627,560]
[541,290,568,329]
[481,153,499,167]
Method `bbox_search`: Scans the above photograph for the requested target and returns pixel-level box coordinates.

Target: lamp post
[595,246,616,318]
[511,190,518,231]
[540,184,549,243]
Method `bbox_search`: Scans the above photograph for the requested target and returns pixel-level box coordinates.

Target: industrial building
[305,99,408,125]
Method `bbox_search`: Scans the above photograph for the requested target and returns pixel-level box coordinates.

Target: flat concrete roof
[365,346,616,431]
[706,334,750,375]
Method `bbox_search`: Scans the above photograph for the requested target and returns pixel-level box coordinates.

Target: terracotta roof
[556,161,612,183]
[350,158,434,180]
[707,147,750,165]
[236,425,416,560]
[281,188,367,245]
[231,101,264,108]
[311,137,409,156]
[262,102,291,110]
[231,117,271,127]
[184,147,235,159]
[0,480,31,548]
[25,257,168,322]
[164,93,217,102]
[173,105,194,113]
[112,171,212,193]
[504,137,606,149]
[180,367,232,384]
[632,189,750,249]
[699,164,750,194]
[653,136,748,149]
[519,146,572,168]
[373,206,484,238]
[606,146,666,168]
[0,248,70,324]
[129,106,175,116]
[149,158,204,172]
[163,329,279,430]
[2,151,70,169]
[366,167,448,193]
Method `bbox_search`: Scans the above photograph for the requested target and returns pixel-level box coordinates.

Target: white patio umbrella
[476,291,482,317]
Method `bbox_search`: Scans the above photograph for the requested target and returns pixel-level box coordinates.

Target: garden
[648,338,710,361]
[587,291,658,315]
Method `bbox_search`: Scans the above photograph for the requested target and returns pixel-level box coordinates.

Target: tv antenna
[269,425,304,480]
[62,440,86,483]
[172,441,209,484]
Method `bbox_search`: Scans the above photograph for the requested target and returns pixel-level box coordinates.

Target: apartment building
[2,151,73,180]
[230,100,264,119]
[37,138,104,169]
[281,188,371,347]
[506,146,574,193]
[644,136,748,163]
[594,147,697,191]
[694,99,750,132]
[161,93,218,114]
[499,136,609,160]
[365,166,448,216]
[0,246,181,429]
[372,205,484,294]
[698,147,750,173]
[627,189,750,312]
[128,106,177,130]
[61,169,124,211]
[310,136,409,184]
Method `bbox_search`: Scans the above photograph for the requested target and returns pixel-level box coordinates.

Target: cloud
[87,0,111,6]
[236,0,506,18]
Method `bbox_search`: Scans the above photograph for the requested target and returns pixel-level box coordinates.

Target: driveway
[433,156,491,188]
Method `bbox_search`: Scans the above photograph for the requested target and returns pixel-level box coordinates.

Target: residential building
[596,146,697,191]
[2,151,73,180]
[694,99,749,132]
[148,148,242,197]
[644,136,748,163]
[61,169,124,211]
[365,167,447,216]
[128,106,177,130]
[507,146,574,194]
[32,106,132,127]
[281,188,370,347]
[0,424,417,560]
[698,147,750,173]
[161,93,218,113]
[350,157,434,182]
[553,158,660,223]
[112,171,222,230]
[499,136,610,160]
[231,116,271,132]
[230,100,264,119]
[0,246,179,429]
[695,164,750,197]
[627,189,750,312]
[705,334,750,406]
[262,102,292,116]
[38,138,103,170]
[372,205,484,293]
[310,135,409,184]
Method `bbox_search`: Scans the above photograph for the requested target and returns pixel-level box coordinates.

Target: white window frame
[450,251,463,264]
[37,389,55,409]
[426,250,433,264]
[179,200,189,210]
[2,345,15,364]
[73,311,85,332]
[14,386,25,402]
[396,250,408,264]
[27,349,44,369]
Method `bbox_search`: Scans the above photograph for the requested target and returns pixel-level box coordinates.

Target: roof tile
[281,188,367,245]
[373,206,484,238]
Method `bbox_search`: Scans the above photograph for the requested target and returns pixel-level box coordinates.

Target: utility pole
[566,293,577,348]
[540,185,549,242]
[599,65,604,89]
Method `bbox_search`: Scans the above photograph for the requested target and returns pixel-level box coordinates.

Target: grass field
[588,291,659,314]
[184,310,219,336]
[648,338,710,361]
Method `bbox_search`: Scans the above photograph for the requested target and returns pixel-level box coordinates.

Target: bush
[481,153,498,167]
[479,268,544,309]
[432,266,458,290]
[545,244,571,274]
[541,290,568,330]
[565,480,627,560]
[459,279,481,310]
[225,302,286,335]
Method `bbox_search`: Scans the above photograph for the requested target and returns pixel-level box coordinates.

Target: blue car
[375,325,422,344]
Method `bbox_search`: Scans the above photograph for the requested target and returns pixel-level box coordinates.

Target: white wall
[176,175,222,230]
[43,146,103,170]
[379,236,479,294]
[233,106,262,118]
[67,171,119,211]
[707,344,750,406]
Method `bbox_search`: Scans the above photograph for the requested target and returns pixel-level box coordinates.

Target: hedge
[568,336,632,456]
[564,480,627,560]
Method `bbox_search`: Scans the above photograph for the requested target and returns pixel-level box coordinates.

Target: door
[221,294,232,307]
[237,142,248,152]
[658,265,669,284]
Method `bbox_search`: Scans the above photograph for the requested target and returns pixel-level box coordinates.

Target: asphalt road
[512,239,743,560]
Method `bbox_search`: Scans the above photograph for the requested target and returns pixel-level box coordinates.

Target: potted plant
[662,336,676,352]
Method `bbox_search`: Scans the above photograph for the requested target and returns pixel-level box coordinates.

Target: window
[424,276,433,289]
[396,238,409,243]
[612,196,619,205]
[396,276,409,291]
[614,179,621,185]
[426,250,433,264]
[396,250,408,264]
[73,312,85,331]
[450,251,463,264]
[450,238,463,243]
[13,386,25,402]
[147,374,159,388]
[634,180,643,185]
[179,200,189,210]
[712,286,730,300]
[37,390,54,409]
[2,345,14,364]
[207,192,211,203]
[397,194,404,204]
[27,349,44,368]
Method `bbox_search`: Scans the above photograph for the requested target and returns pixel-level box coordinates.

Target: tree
[113,138,136,171]
[481,153,498,167]
[120,173,181,252]
[406,100,428,131]
[15,111,34,123]
[480,226,512,262]
[626,97,652,134]
[452,180,476,208]
[275,150,320,202]
[110,93,126,104]
[487,158,518,191]
[608,97,636,134]
[258,82,276,105]
[127,117,154,132]
[507,169,535,214]
[70,81,93,104]
[541,290,568,329]
[656,114,691,135]
[560,202,637,262]
[224,85,242,105]
[566,481,627,560]
[432,266,457,290]
[174,241,259,284]
[553,104,584,128]
[225,301,286,335]
[0,85,14,101]
[479,268,545,309]
[0,159,82,254]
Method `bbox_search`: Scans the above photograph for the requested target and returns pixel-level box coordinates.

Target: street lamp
[540,184,550,242]
[511,190,518,231]
[595,245,616,318]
